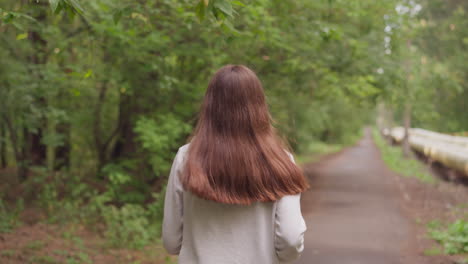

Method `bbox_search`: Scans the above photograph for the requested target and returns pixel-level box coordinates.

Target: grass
[0,249,16,257]
[372,128,435,183]
[427,219,468,255]
[0,221,174,264]
[373,129,468,260]
[0,198,23,233]
[28,255,59,264]
[25,240,45,251]
[295,142,344,165]
[295,129,365,165]
[424,246,443,256]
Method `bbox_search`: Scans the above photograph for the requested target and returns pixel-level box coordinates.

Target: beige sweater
[162,144,306,264]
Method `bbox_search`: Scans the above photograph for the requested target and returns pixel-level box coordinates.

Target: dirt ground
[295,128,467,264]
[0,222,175,264]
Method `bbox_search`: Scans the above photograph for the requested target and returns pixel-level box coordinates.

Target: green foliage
[64,251,92,264]
[39,181,59,213]
[423,246,443,256]
[29,255,59,264]
[134,115,191,176]
[0,0,401,184]
[101,164,146,204]
[48,0,84,15]
[0,198,23,233]
[0,8,36,25]
[372,129,434,183]
[27,173,165,249]
[102,203,156,249]
[428,219,468,255]
[93,189,165,248]
[379,0,468,133]
[195,0,237,24]
[25,240,46,251]
[295,142,343,165]
[0,249,16,257]
[26,166,166,248]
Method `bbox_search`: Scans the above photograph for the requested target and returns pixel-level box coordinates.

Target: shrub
[102,203,159,249]
[0,198,23,233]
[429,219,468,255]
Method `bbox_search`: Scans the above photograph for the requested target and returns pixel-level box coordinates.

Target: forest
[0,0,467,263]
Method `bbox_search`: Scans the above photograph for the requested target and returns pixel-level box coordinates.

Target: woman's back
[163,144,306,264]
[162,65,308,263]
[181,191,276,263]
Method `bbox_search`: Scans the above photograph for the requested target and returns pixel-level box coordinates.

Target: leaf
[131,12,148,23]
[65,3,76,19]
[113,9,123,24]
[49,0,60,12]
[16,33,28,40]
[64,0,84,14]
[232,1,245,7]
[2,11,36,24]
[3,13,16,23]
[222,20,239,34]
[113,7,132,24]
[54,3,64,15]
[84,69,93,79]
[195,1,206,21]
[214,0,233,17]
[71,89,81,97]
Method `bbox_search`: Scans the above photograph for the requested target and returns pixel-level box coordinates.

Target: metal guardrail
[383,127,468,175]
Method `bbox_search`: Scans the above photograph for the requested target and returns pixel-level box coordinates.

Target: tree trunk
[92,80,125,172]
[110,94,137,161]
[93,81,109,171]
[3,115,27,181]
[54,122,71,170]
[0,123,7,168]
[402,38,413,159]
[25,4,48,168]
[27,128,47,167]
[402,103,412,158]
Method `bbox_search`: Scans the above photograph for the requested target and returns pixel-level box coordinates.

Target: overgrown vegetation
[31,169,166,249]
[374,128,468,259]
[0,198,23,233]
[372,129,434,183]
[1,0,387,247]
[428,219,468,255]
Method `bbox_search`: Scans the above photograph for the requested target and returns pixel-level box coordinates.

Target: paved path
[296,129,419,264]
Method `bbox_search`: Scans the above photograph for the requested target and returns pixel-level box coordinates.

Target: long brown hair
[182,65,309,205]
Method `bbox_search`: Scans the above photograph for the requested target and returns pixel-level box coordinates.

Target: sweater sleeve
[162,148,185,255]
[274,154,307,263]
[274,194,306,263]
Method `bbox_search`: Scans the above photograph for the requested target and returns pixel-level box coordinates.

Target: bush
[29,166,166,249]
[102,203,159,249]
[0,198,23,233]
[102,163,146,204]
[134,115,190,177]
[82,189,165,249]
[429,219,468,255]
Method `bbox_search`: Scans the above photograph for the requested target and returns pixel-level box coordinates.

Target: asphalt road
[295,129,420,264]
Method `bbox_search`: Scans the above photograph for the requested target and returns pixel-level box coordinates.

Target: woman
[163,65,309,264]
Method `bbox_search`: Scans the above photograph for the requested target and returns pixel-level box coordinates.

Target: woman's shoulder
[284,150,295,163]
[173,143,191,165]
[178,143,190,156]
